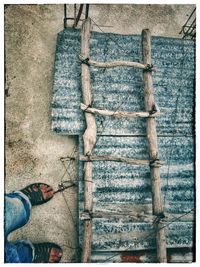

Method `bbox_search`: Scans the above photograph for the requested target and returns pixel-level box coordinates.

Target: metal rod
[64,4,67,29]
[74,4,76,26]
[179,7,196,34]
[74,4,84,27]
[183,18,196,39]
[183,18,196,35]
[85,4,90,19]
[65,17,84,21]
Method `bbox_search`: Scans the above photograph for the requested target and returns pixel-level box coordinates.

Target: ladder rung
[81,103,160,118]
[80,210,193,222]
[80,154,164,166]
[79,54,155,70]
[80,211,157,223]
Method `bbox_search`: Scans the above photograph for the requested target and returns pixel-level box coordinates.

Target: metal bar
[64,4,67,29]
[74,4,76,26]
[179,7,196,34]
[74,4,84,27]
[183,18,196,36]
[85,4,90,19]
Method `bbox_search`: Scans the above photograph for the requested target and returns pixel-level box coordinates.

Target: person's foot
[33,242,63,263]
[21,183,54,206]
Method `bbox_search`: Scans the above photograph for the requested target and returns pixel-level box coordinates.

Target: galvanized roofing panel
[51,28,195,262]
[90,249,193,263]
[51,28,195,136]
[78,135,194,254]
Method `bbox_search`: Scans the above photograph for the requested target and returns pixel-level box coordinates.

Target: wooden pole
[81,18,97,156]
[142,29,167,263]
[81,18,96,262]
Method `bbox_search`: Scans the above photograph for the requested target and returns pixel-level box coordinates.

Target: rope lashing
[79,55,90,66]
[144,63,154,72]
[86,155,92,162]
[83,104,92,112]
[81,210,93,220]
[149,158,162,168]
[153,212,166,225]
[149,104,158,115]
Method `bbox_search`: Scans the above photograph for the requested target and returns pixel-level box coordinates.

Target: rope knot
[84,104,92,112]
[79,55,90,66]
[149,104,158,115]
[144,64,154,72]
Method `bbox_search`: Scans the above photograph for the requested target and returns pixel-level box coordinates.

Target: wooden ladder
[80,18,167,263]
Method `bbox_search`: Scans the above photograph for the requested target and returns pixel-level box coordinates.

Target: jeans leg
[5,191,32,237]
[5,240,34,263]
[5,191,34,263]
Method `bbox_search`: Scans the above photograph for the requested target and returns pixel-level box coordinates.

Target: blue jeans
[5,191,35,263]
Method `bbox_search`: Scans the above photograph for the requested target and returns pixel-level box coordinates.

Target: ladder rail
[142,29,167,263]
[81,18,96,263]
[80,19,167,263]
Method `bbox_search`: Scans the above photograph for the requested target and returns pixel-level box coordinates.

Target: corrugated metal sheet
[51,28,195,262]
[52,28,195,136]
[79,136,194,253]
[91,248,193,263]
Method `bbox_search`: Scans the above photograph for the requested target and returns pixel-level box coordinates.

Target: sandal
[33,242,63,263]
[21,183,54,206]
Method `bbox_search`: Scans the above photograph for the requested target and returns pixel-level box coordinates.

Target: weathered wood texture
[81,103,160,118]
[80,154,152,165]
[142,29,167,263]
[81,18,95,263]
[79,54,153,70]
[81,18,97,156]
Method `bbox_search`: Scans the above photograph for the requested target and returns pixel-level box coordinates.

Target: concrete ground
[5,4,195,263]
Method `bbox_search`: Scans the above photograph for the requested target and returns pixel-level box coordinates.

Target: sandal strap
[21,183,51,206]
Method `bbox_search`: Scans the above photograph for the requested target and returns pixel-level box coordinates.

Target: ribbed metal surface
[51,28,195,262]
[90,249,193,263]
[51,28,195,136]
[79,136,194,253]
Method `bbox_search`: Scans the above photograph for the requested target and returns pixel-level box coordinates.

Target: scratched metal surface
[78,135,194,255]
[51,28,195,136]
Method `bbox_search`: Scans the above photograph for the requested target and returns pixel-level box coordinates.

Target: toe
[51,247,63,256]
[49,248,63,263]
[40,184,54,200]
[49,255,60,263]
[46,186,54,192]
[44,190,54,200]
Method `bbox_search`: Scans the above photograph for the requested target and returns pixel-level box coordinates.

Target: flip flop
[21,183,54,206]
[33,242,63,263]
